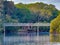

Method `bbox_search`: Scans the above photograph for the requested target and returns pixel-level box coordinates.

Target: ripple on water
[4,35,60,45]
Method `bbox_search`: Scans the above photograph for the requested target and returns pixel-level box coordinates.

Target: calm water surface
[3,32,60,45]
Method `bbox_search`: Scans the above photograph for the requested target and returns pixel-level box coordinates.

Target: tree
[50,14,60,42]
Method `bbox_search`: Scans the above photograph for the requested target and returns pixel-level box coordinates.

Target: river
[3,32,60,45]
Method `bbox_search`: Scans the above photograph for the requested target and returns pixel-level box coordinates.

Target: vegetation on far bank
[0,1,60,32]
[50,13,60,42]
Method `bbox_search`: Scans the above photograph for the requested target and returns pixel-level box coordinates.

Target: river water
[3,32,60,45]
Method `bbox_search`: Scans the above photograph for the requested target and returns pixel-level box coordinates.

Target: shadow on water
[0,33,3,45]
[5,31,49,36]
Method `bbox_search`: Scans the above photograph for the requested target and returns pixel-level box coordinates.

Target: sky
[7,0,60,10]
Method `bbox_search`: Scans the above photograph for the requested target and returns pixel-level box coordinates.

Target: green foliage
[3,2,59,23]
[50,15,60,33]
[5,26,20,35]
[50,14,60,42]
[0,1,60,32]
[15,2,59,22]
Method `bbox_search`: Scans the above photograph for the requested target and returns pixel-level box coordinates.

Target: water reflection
[4,32,50,45]
[0,34,3,45]
[3,33,60,45]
